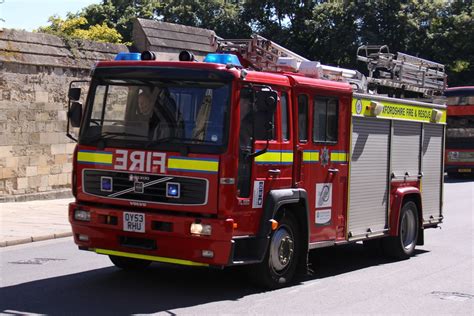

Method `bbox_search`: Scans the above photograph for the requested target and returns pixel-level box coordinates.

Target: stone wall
[0,29,128,200]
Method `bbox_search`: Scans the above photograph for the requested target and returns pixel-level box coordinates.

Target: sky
[0,0,101,31]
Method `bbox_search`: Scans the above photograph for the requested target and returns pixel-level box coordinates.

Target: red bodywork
[69,59,422,267]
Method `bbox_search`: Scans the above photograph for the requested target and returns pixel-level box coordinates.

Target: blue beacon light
[114,52,141,61]
[203,54,242,67]
[166,182,180,198]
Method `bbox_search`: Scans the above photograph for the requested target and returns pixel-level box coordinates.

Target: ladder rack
[218,35,366,91]
[357,45,446,96]
[217,35,446,98]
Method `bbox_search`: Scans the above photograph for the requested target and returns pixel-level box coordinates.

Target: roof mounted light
[203,53,242,68]
[141,51,157,61]
[115,52,141,61]
[179,50,196,62]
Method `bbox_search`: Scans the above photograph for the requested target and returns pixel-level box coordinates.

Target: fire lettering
[114,150,166,173]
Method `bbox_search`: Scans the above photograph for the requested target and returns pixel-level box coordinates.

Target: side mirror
[68,87,82,101]
[68,101,83,128]
[255,90,277,113]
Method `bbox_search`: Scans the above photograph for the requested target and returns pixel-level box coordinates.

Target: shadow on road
[0,243,429,315]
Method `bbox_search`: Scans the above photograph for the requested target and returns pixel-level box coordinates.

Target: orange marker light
[270,219,278,231]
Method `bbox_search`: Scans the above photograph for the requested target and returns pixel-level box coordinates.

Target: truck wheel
[253,213,299,289]
[383,201,419,259]
[109,255,151,270]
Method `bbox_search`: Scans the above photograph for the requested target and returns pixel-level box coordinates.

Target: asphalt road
[1,179,473,315]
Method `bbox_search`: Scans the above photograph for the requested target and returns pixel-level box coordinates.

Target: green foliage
[35,0,474,85]
[37,15,123,43]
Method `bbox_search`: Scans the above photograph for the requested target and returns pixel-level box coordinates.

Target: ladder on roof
[217,35,367,91]
[357,45,446,96]
[217,35,446,97]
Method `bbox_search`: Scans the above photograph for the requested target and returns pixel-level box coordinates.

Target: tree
[37,15,123,43]
[79,0,159,43]
[157,0,251,39]
[0,0,4,23]
[35,0,473,85]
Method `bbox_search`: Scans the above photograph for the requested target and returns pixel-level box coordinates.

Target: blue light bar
[203,54,242,67]
[115,52,141,61]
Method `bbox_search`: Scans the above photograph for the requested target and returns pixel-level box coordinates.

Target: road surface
[1,179,473,315]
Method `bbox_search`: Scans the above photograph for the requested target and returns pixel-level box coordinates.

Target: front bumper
[69,202,234,266]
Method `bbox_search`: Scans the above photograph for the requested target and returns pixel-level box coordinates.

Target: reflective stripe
[168,157,219,173]
[77,150,113,165]
[281,151,294,164]
[331,151,348,163]
[255,150,294,164]
[255,151,282,164]
[95,248,209,267]
[352,98,447,124]
[303,150,320,163]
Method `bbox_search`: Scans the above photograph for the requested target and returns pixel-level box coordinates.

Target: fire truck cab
[67,40,445,289]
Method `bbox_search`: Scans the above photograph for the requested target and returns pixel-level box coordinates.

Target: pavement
[0,198,73,247]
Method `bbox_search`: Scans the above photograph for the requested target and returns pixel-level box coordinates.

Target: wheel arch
[390,186,423,237]
[258,188,310,273]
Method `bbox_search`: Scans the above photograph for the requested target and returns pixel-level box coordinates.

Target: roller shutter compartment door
[392,121,421,179]
[349,117,390,238]
[421,123,444,222]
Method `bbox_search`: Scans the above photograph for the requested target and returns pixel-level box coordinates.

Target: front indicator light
[74,209,91,222]
[190,222,212,236]
[202,250,214,258]
[78,234,89,241]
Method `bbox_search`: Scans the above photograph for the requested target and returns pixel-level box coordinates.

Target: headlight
[190,222,212,236]
[74,209,91,222]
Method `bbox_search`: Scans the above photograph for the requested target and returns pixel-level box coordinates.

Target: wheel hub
[401,208,416,249]
[270,227,294,272]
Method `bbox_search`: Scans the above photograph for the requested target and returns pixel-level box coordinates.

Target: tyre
[383,201,419,259]
[109,255,152,270]
[252,212,299,289]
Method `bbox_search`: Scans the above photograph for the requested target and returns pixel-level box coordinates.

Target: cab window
[298,94,308,142]
[313,96,338,143]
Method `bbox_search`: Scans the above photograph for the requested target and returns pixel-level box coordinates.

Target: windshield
[446,115,474,148]
[80,80,230,152]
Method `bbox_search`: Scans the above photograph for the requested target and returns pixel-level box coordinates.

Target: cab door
[236,86,286,211]
[298,91,350,243]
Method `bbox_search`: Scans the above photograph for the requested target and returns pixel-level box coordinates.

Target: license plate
[123,212,145,233]
[459,168,472,173]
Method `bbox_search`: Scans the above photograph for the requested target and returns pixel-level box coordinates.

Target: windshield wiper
[150,136,219,145]
[83,131,147,144]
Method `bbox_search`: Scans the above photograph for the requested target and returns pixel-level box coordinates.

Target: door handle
[269,169,281,177]
[328,168,339,173]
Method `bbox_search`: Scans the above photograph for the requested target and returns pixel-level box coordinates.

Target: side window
[313,96,338,143]
[298,95,308,142]
[281,93,289,141]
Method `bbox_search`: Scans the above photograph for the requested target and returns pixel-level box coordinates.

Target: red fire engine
[67,37,446,288]
[445,86,474,177]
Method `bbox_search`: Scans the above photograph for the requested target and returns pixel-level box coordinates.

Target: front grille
[83,170,208,205]
[119,236,156,250]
